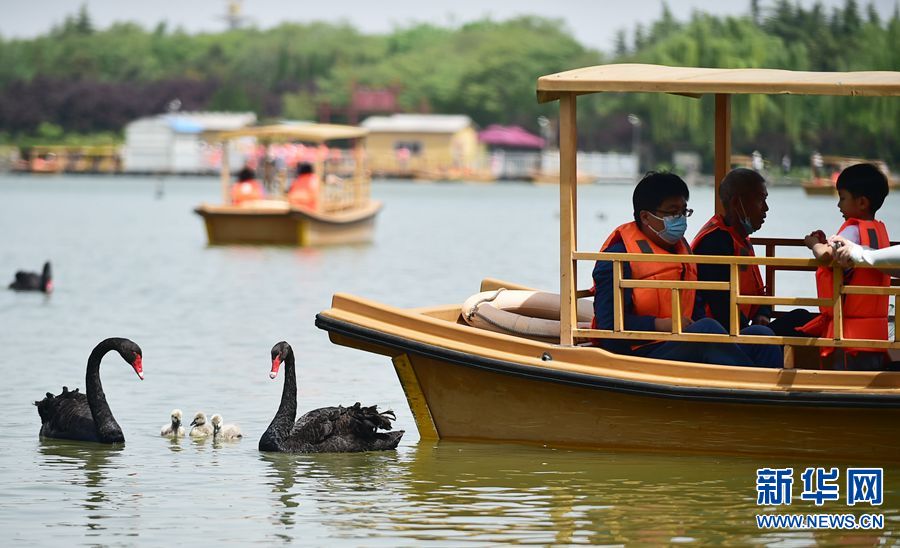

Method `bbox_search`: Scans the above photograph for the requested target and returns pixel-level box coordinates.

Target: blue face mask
[648,212,688,244]
[738,198,757,235]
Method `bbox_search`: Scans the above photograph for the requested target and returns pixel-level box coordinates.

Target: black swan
[160,409,185,437]
[35,338,143,444]
[8,261,52,293]
[189,412,214,438]
[259,341,404,453]
[211,414,243,440]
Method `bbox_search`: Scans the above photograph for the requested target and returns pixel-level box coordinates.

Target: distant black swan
[35,338,143,444]
[259,341,404,453]
[8,261,52,293]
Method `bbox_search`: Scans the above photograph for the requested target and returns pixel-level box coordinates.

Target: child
[801,163,891,370]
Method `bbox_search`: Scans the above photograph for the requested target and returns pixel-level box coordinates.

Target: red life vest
[230,180,264,204]
[287,173,320,211]
[690,214,765,321]
[799,218,891,358]
[596,221,697,321]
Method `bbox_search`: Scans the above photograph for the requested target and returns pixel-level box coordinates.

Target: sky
[1,0,897,51]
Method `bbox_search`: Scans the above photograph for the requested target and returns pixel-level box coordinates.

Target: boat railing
[572,249,900,352]
[318,148,371,213]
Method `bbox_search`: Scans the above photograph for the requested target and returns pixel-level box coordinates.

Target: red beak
[133,355,144,380]
[270,357,281,379]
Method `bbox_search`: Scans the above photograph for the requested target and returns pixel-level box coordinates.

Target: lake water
[1,174,898,545]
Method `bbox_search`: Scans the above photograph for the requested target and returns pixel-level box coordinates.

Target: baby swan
[160,408,185,437]
[211,414,243,441]
[189,411,214,438]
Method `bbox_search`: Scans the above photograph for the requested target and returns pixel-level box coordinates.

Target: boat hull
[389,350,898,462]
[194,201,381,246]
[802,182,837,196]
[316,289,900,462]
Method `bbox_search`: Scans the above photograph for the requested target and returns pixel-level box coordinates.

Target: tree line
[1,1,897,167]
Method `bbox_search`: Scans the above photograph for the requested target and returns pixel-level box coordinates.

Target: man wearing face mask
[591,172,782,367]
[692,168,816,336]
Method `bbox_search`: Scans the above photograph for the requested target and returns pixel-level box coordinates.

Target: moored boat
[802,156,897,196]
[316,64,900,461]
[195,123,380,246]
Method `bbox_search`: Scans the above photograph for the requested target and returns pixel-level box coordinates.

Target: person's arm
[592,242,657,332]
[804,229,834,261]
[831,236,900,275]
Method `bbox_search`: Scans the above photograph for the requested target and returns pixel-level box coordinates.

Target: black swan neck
[86,338,124,443]
[261,347,297,450]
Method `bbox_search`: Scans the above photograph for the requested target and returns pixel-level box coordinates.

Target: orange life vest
[599,221,697,320]
[287,173,319,211]
[690,214,765,320]
[230,180,264,204]
[799,218,891,357]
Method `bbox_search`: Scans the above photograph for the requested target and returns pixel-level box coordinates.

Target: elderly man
[591,171,782,367]
[691,168,815,336]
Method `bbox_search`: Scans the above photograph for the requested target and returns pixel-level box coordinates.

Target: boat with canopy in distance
[802,155,898,196]
[194,123,381,246]
[316,64,900,462]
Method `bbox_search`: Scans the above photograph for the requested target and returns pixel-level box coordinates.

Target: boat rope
[463,288,506,322]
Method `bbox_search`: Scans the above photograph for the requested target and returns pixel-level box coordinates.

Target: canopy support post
[714,94,731,216]
[559,93,578,346]
[220,143,231,204]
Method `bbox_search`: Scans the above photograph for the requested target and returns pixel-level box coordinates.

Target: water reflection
[37,440,125,532]
[257,441,900,545]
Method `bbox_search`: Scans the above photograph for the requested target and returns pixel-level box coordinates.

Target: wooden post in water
[559,94,578,346]
[714,94,731,217]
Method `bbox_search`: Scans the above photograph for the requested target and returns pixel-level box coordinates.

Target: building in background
[123,112,257,174]
[361,114,483,180]
[478,124,544,180]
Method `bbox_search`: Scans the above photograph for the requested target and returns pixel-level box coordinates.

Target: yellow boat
[195,123,381,246]
[316,64,900,462]
[802,156,898,196]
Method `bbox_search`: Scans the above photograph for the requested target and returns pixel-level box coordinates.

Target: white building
[123,112,256,174]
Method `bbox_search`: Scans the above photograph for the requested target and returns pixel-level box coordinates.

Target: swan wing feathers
[10,271,40,289]
[291,407,341,444]
[294,403,396,440]
[35,387,93,437]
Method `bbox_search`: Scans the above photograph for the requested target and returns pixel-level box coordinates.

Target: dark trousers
[768,309,818,337]
[634,318,783,368]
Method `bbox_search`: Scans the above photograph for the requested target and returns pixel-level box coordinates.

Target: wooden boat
[530,171,597,185]
[194,124,381,246]
[316,64,900,461]
[802,156,897,196]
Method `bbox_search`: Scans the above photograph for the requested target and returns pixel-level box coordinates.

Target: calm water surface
[0,175,898,545]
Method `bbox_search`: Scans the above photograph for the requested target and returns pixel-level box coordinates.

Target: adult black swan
[35,338,143,444]
[259,341,403,453]
[8,261,52,293]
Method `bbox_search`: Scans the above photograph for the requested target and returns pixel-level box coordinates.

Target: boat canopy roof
[537,63,900,103]
[212,123,369,143]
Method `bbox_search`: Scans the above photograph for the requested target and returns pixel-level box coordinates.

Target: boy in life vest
[230,165,265,205]
[287,162,319,211]
[591,172,782,367]
[800,163,891,370]
[691,168,816,335]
